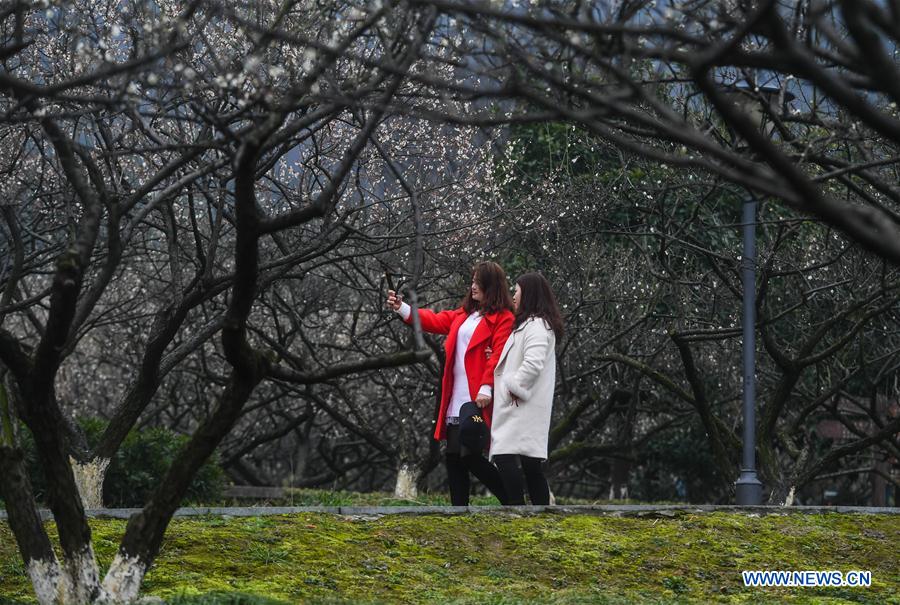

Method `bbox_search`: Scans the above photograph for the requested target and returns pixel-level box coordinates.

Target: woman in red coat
[387,261,514,505]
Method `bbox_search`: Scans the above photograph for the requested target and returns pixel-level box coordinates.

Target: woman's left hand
[475,393,491,408]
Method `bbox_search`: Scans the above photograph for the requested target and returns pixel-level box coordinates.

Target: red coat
[405,307,514,441]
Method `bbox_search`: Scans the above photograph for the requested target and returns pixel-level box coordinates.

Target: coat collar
[497,330,515,366]
[465,308,501,349]
[455,308,510,352]
[497,316,541,366]
[463,307,505,324]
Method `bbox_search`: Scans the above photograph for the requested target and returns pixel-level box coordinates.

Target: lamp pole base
[735,469,763,505]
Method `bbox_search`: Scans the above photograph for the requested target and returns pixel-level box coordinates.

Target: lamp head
[718,80,795,147]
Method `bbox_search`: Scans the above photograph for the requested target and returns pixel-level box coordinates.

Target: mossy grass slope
[1,511,897,604]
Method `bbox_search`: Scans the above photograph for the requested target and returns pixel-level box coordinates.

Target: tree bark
[0,446,65,605]
[70,457,110,510]
[103,373,261,601]
[393,462,419,499]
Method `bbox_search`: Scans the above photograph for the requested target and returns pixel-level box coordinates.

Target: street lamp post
[735,193,763,505]
[718,81,794,505]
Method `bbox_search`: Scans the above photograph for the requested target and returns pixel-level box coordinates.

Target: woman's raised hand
[386,290,403,311]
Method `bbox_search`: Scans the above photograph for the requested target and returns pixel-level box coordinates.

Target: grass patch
[204,488,649,508]
[1,511,898,604]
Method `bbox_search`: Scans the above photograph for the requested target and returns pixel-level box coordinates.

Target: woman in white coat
[490,272,564,505]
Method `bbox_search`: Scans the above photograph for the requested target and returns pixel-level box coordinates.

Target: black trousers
[493,454,550,505]
[444,425,507,505]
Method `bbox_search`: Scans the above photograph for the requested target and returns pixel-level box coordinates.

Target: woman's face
[471,275,484,302]
[512,283,521,312]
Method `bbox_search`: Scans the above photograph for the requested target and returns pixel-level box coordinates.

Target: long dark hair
[514,272,564,340]
[461,261,514,314]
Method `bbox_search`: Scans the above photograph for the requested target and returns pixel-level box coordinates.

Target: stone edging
[1,504,898,521]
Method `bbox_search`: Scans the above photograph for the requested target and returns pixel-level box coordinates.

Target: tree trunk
[0,446,110,604]
[767,479,797,506]
[0,445,65,605]
[609,382,638,501]
[764,437,813,506]
[767,473,798,506]
[101,552,148,604]
[27,558,69,605]
[62,545,107,604]
[71,457,110,509]
[15,393,104,603]
[393,462,418,499]
[102,373,260,602]
[782,485,796,507]
[608,468,630,500]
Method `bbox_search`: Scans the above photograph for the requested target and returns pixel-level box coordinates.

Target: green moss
[1,512,898,604]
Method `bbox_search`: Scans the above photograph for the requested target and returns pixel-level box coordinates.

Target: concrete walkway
[2,504,898,521]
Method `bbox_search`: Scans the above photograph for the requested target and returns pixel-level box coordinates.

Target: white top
[396,302,492,421]
[448,311,482,418]
[398,302,412,321]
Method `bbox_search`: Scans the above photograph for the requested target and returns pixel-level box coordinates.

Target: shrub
[96,420,225,508]
[5,417,225,508]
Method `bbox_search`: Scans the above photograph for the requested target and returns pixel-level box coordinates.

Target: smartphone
[384,271,395,293]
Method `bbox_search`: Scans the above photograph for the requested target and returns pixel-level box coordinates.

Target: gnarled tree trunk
[71,457,110,510]
[393,462,419,499]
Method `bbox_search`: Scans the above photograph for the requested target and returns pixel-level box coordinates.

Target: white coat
[489,316,556,460]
